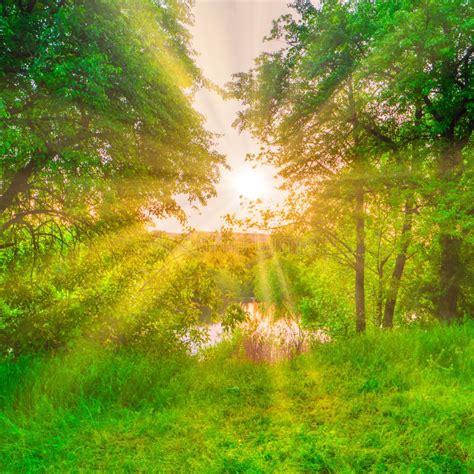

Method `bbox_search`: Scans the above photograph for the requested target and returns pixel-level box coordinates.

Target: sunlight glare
[232,168,270,200]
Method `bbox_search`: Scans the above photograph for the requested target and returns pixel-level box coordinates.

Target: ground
[0,325,472,473]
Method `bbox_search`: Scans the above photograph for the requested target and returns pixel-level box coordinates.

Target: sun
[232,167,269,200]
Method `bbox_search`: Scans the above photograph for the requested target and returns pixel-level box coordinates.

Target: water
[187,301,331,361]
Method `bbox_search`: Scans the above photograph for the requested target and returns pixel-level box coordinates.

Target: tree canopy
[0,0,223,251]
[229,0,473,329]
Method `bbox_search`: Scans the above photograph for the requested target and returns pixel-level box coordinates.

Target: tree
[231,0,473,328]
[0,0,224,251]
[229,0,403,332]
[359,0,473,322]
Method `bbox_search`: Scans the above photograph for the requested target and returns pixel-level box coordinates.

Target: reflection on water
[189,300,331,361]
[239,301,331,362]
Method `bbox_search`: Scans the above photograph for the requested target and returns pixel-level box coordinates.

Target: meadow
[1,325,472,472]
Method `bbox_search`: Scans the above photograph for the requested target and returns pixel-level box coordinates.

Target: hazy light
[153,1,291,232]
[232,167,270,200]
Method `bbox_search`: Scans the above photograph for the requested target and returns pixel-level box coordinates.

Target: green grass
[0,325,473,473]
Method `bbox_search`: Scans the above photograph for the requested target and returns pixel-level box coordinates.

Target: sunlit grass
[0,324,472,472]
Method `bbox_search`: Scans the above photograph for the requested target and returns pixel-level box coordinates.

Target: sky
[154,0,292,232]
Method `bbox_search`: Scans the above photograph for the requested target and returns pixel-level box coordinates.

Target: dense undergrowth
[0,324,472,473]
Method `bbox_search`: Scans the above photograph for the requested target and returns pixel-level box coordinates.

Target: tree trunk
[347,77,366,333]
[436,143,463,323]
[355,190,366,332]
[437,234,462,323]
[375,272,384,328]
[383,199,414,328]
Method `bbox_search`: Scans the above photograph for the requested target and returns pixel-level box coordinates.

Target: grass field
[1,324,473,473]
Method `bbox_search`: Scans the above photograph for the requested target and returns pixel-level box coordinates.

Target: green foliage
[229,0,473,327]
[296,261,353,335]
[0,226,230,355]
[254,252,352,335]
[222,303,248,334]
[0,227,279,356]
[254,254,298,314]
[0,0,223,250]
[0,325,472,472]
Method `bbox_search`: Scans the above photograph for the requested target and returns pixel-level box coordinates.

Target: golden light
[232,167,270,200]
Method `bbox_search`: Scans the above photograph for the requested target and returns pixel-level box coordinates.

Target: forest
[0,0,473,472]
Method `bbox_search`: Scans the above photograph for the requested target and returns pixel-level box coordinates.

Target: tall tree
[232,0,473,328]
[0,0,224,250]
[229,0,403,332]
[359,0,473,322]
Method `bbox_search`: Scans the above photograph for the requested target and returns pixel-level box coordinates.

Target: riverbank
[0,324,472,472]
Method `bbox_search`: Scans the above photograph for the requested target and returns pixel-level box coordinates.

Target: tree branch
[0,159,37,214]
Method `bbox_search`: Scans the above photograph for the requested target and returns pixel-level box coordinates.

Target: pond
[190,300,331,361]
